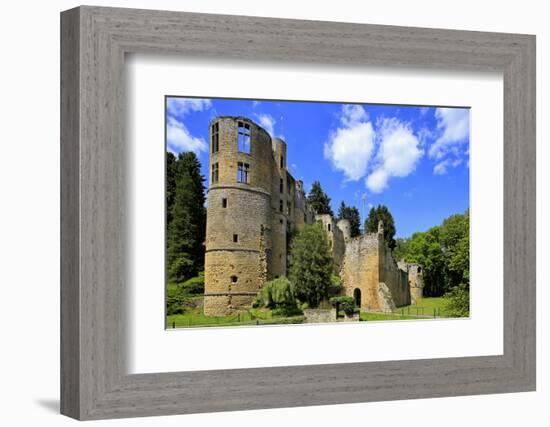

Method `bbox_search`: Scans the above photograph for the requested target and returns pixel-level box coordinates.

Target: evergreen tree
[166,152,177,226]
[166,152,206,282]
[337,201,361,237]
[364,204,397,250]
[307,181,333,216]
[289,223,334,308]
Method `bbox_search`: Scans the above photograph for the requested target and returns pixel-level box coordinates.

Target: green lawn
[360,297,457,322]
[166,307,304,328]
[360,312,421,321]
[398,297,453,317]
[166,296,460,327]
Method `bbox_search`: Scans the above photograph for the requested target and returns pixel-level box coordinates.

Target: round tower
[204,117,273,316]
[270,137,289,279]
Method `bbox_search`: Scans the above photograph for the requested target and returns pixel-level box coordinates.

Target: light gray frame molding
[61,5,536,420]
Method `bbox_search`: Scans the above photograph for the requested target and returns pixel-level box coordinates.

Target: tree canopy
[307,181,333,216]
[364,204,397,250]
[166,152,206,282]
[397,209,469,298]
[288,222,334,307]
[337,201,361,237]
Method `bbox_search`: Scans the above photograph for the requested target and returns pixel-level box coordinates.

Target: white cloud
[365,118,423,193]
[254,113,277,137]
[433,157,463,175]
[165,98,212,155]
[324,105,376,181]
[429,107,470,160]
[252,100,261,108]
[166,116,208,154]
[166,98,212,116]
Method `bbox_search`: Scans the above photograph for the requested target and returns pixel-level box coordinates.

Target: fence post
[172,321,175,329]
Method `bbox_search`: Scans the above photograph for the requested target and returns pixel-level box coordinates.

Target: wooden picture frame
[60,5,536,420]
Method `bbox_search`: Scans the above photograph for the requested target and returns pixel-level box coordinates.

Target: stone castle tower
[203,116,423,317]
[203,117,315,316]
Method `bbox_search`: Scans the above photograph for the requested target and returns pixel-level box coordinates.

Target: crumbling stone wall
[407,263,424,304]
[381,248,411,307]
[341,229,411,311]
[341,233,382,310]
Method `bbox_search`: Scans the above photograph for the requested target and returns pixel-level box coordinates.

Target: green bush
[166,284,187,315]
[254,277,301,315]
[330,296,357,316]
[181,271,204,294]
[328,274,343,297]
[443,284,470,317]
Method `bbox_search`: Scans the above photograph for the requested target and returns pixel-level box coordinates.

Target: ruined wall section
[380,247,411,307]
[407,263,424,304]
[315,214,345,272]
[337,219,351,241]
[341,233,383,310]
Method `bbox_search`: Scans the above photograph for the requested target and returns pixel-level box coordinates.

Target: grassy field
[166,296,458,327]
[166,307,304,328]
[360,297,455,322]
[359,312,421,321]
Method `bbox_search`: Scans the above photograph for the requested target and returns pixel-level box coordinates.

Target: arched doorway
[353,288,361,308]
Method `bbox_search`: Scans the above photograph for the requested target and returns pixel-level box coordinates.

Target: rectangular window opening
[280,155,284,168]
[279,200,283,213]
[233,234,239,243]
[280,178,284,193]
[211,162,219,183]
[237,121,251,153]
[237,162,250,183]
[222,198,227,208]
[211,122,219,153]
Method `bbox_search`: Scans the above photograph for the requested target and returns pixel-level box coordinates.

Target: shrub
[328,274,343,297]
[166,283,187,315]
[443,284,470,317]
[181,271,204,294]
[330,296,357,316]
[254,277,300,315]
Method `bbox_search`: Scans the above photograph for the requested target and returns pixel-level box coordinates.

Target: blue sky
[165,97,470,238]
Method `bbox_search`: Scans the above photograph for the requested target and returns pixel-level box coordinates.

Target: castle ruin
[203,116,423,316]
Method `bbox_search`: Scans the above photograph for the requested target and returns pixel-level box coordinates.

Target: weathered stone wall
[315,214,346,271]
[303,309,337,324]
[204,117,273,316]
[270,212,287,278]
[337,219,351,240]
[341,231,411,311]
[341,233,382,310]
[209,117,272,191]
[407,263,424,304]
[380,248,411,307]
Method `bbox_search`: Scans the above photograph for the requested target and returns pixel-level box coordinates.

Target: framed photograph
[61,6,536,420]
